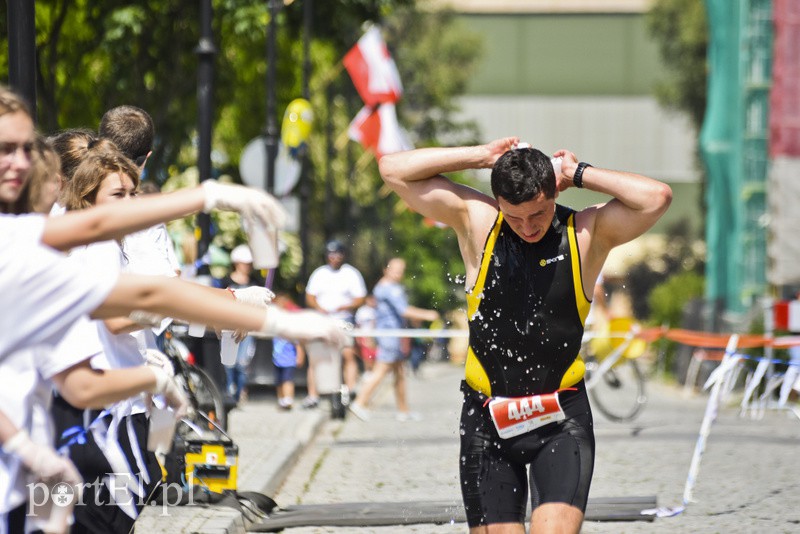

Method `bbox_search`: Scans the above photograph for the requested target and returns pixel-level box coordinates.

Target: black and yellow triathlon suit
[459,204,595,527]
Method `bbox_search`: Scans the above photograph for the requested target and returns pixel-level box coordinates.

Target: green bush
[648,271,705,328]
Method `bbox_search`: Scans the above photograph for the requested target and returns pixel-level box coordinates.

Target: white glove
[129,310,165,327]
[232,286,275,308]
[145,349,175,377]
[4,430,82,487]
[202,179,288,229]
[149,367,190,419]
[260,308,348,348]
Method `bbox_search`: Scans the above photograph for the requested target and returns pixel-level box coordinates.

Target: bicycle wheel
[179,365,228,431]
[585,357,647,422]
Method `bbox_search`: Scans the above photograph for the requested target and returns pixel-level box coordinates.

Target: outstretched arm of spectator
[51,360,187,416]
[92,274,347,347]
[41,181,287,252]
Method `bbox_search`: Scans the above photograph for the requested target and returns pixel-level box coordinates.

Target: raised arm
[41,180,287,252]
[554,149,672,270]
[378,138,518,232]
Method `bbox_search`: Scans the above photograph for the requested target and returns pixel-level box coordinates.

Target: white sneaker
[395,411,422,422]
[349,403,370,421]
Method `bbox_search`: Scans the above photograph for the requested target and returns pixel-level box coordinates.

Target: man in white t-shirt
[305,240,367,396]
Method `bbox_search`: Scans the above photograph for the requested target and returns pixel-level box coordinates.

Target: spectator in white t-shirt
[305,240,367,404]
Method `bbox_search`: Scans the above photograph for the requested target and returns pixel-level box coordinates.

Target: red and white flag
[343,26,403,107]
[348,103,412,160]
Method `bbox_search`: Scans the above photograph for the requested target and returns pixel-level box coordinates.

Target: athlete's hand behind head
[551,149,579,192]
[202,180,288,229]
[484,137,520,168]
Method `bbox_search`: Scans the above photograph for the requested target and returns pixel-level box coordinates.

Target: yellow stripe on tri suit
[465,206,590,398]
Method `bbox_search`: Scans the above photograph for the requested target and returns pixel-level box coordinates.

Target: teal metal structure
[700,0,773,316]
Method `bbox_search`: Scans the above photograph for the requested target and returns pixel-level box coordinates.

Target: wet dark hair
[490,147,556,204]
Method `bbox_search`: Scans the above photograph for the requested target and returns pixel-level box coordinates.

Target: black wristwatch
[573,162,592,188]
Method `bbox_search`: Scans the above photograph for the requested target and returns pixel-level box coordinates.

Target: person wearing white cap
[221,244,265,402]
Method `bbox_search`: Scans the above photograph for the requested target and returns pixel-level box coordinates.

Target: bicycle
[583,317,649,422]
[162,325,229,431]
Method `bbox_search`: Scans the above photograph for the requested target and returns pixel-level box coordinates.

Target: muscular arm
[379,138,518,284]
[378,139,516,233]
[555,150,672,278]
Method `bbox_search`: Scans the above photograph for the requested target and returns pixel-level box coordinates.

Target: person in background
[355,294,378,377]
[304,240,367,407]
[349,258,439,422]
[220,244,267,403]
[100,106,180,282]
[271,293,305,410]
[46,127,96,216]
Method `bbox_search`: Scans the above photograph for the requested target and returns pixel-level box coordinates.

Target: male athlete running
[379,138,671,534]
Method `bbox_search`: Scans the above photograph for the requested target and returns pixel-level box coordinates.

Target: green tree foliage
[648,271,705,328]
[641,1,709,335]
[2,2,484,307]
[646,0,708,132]
[626,219,705,322]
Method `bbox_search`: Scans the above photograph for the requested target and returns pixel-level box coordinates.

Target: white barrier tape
[349,328,468,338]
[682,334,739,507]
[346,329,639,340]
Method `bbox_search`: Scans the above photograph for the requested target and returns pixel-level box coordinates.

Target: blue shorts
[274,365,296,385]
[376,337,405,364]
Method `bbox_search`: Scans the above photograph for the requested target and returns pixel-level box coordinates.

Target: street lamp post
[265,0,281,195]
[298,0,313,284]
[7,0,37,119]
[196,0,217,271]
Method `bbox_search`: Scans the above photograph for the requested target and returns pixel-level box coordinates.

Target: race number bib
[488,392,566,439]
